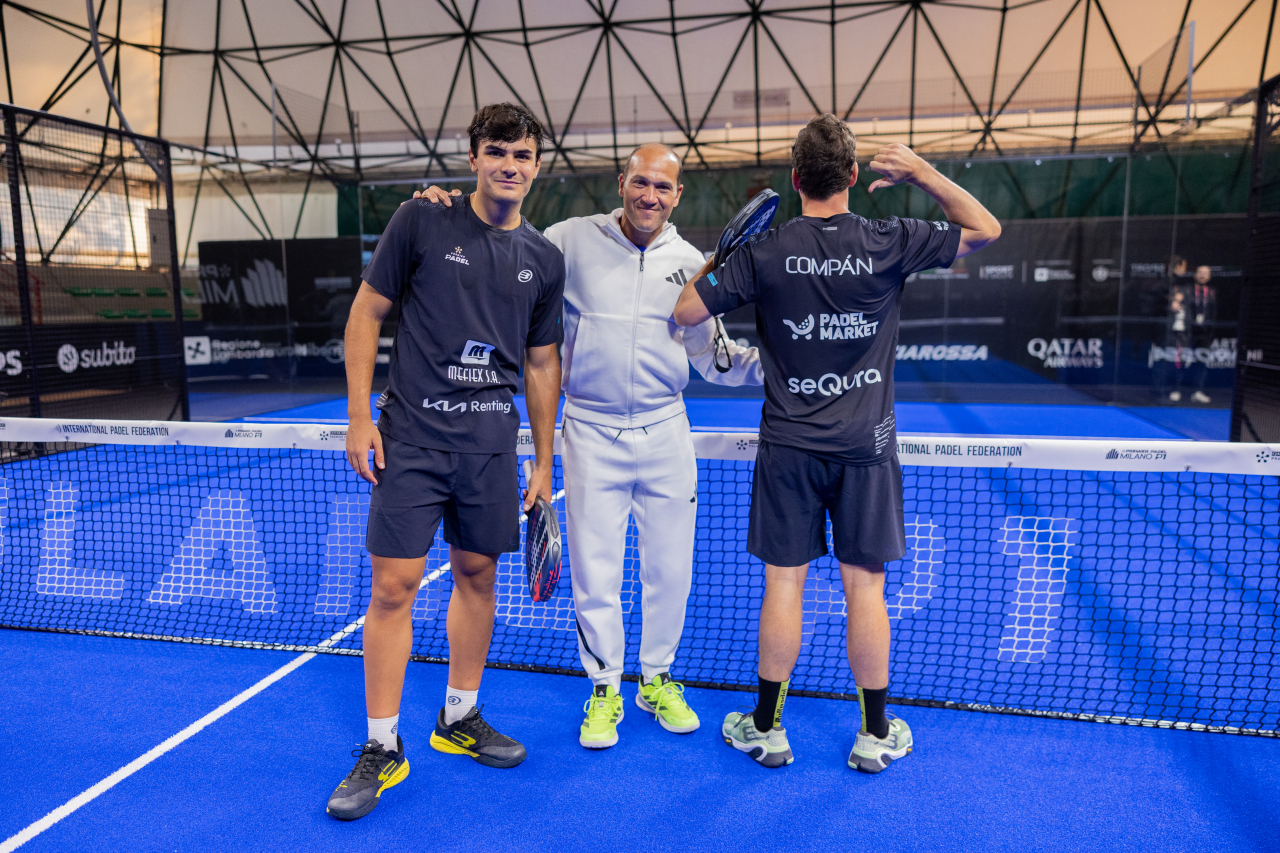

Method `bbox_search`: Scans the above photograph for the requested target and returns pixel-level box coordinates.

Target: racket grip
[522,459,534,483]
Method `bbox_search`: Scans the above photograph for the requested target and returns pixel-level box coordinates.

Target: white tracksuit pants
[562,413,698,690]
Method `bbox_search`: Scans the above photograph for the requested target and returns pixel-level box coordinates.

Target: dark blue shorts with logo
[366,432,521,559]
[747,439,905,567]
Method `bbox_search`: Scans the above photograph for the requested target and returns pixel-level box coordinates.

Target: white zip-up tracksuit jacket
[544,210,762,689]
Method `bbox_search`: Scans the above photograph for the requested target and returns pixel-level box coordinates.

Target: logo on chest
[446,246,469,265]
[461,340,496,365]
[665,269,689,287]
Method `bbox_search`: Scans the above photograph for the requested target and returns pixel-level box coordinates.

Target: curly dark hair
[468,103,545,158]
[791,114,857,201]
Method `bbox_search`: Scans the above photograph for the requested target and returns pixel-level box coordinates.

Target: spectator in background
[1166,286,1189,402]
[1165,263,1217,404]
[1186,265,1216,403]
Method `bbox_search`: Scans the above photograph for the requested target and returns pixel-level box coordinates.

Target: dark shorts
[366,433,521,559]
[747,440,905,567]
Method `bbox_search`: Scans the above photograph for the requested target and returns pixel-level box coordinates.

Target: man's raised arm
[867,144,1001,257]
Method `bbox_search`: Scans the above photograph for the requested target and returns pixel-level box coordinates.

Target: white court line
[0,561,455,852]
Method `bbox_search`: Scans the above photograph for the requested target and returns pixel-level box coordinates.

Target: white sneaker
[847,715,913,774]
[1192,391,1211,403]
[1169,391,1182,402]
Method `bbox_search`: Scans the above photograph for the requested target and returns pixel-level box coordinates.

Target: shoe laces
[348,742,387,781]
[583,690,620,721]
[459,704,498,738]
[648,678,690,714]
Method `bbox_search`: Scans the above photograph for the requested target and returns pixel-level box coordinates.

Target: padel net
[0,417,1276,736]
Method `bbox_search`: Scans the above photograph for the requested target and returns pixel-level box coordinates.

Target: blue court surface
[7,390,1253,852]
[5,628,1277,853]
[211,392,1231,440]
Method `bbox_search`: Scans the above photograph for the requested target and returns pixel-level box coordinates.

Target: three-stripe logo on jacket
[665,269,688,286]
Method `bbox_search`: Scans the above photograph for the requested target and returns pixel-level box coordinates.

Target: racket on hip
[521,459,562,602]
[707,188,780,372]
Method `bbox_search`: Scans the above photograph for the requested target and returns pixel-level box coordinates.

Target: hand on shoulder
[404,187,463,206]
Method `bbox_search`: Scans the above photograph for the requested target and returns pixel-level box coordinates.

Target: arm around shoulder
[674,255,717,326]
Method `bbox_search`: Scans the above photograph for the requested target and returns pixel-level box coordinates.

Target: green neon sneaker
[580,684,624,749]
[636,672,700,733]
[722,710,794,768]
[847,715,913,773]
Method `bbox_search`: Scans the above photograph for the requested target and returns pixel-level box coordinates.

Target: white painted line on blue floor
[1,562,451,852]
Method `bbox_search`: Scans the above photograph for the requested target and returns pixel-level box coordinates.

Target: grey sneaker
[847,715,912,773]
[722,710,794,768]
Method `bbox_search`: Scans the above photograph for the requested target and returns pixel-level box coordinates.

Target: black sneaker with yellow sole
[326,737,409,821]
[429,706,527,768]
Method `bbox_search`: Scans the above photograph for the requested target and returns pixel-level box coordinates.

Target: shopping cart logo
[781,315,814,340]
[1106,448,1167,461]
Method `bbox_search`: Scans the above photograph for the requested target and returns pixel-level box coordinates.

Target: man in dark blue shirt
[328,103,564,820]
[674,115,1000,773]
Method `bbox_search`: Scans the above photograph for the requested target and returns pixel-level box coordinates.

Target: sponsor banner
[192,237,384,380]
[893,435,1278,476]
[0,417,339,451]
[1147,339,1238,369]
[1,323,185,420]
[3,418,1276,476]
[895,216,1246,388]
[183,336,346,366]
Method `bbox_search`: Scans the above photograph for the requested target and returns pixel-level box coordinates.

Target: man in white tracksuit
[417,143,761,748]
[545,145,761,748]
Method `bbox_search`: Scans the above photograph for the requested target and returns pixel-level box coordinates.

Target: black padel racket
[713,188,779,266]
[521,460,562,602]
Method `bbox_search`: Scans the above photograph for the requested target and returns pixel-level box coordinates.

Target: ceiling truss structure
[0,0,1275,243]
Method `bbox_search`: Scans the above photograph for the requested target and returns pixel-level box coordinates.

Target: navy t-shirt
[695,213,961,464]
[362,195,565,454]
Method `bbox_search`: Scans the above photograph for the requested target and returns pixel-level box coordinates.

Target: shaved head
[625,143,682,184]
[616,142,684,248]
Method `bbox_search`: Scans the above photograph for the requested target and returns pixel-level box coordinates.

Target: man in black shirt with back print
[674,115,1001,773]
[327,103,564,821]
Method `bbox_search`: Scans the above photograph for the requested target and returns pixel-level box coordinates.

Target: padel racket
[713,188,779,266]
[706,189,778,373]
[521,460,562,602]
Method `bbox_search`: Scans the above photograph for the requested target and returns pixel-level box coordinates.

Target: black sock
[858,686,890,739]
[753,677,789,733]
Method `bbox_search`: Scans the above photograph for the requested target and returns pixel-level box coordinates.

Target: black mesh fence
[1232,74,1280,442]
[0,104,189,422]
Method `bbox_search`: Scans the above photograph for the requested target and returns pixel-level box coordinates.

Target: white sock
[367,714,399,751]
[444,685,478,725]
